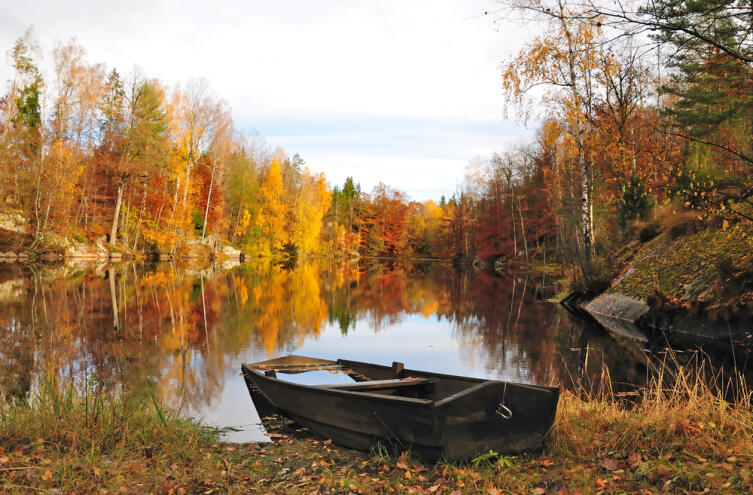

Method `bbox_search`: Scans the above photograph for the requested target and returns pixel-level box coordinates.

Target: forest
[1,0,752,286]
[2,1,753,492]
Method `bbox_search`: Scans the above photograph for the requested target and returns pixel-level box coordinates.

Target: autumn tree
[101,71,169,245]
[3,32,45,240]
[199,104,233,239]
[586,0,753,64]
[361,183,411,256]
[0,32,363,260]
[254,152,289,256]
[170,79,225,236]
[474,153,517,260]
[584,0,753,213]
[501,0,604,267]
[443,192,476,260]
[290,171,331,254]
[223,140,261,246]
[407,199,444,257]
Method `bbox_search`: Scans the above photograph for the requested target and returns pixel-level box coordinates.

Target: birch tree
[500,0,602,266]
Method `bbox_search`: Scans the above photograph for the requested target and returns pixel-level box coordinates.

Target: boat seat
[319,377,433,391]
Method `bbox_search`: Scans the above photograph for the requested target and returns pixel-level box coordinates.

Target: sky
[0,0,534,201]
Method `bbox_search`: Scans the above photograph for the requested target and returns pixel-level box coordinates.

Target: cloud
[0,0,532,199]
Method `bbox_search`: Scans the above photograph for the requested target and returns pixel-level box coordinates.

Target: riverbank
[2,369,751,494]
[581,205,753,346]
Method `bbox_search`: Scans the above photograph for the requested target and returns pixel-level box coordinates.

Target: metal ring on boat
[495,403,513,419]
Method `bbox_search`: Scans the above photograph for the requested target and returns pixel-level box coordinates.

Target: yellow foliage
[255,154,288,256]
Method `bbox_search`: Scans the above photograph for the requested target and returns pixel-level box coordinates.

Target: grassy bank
[608,205,753,310]
[1,369,752,494]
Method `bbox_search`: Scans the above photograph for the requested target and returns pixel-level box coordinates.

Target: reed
[537,351,753,491]
[0,376,223,493]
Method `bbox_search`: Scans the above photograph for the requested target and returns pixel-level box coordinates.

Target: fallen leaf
[533,488,546,495]
[627,454,642,467]
[397,451,411,470]
[42,470,53,481]
[600,458,628,472]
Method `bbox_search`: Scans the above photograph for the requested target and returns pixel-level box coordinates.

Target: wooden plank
[319,377,433,391]
[245,355,341,374]
[256,363,344,373]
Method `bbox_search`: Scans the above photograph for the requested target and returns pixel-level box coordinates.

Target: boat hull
[242,359,559,460]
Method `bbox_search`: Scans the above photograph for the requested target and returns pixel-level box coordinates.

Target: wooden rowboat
[241,355,559,460]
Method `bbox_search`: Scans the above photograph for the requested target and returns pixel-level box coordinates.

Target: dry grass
[554,359,752,458]
[1,357,752,493]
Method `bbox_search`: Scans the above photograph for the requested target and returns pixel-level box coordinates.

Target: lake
[0,259,738,443]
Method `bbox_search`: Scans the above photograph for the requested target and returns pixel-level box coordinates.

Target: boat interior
[244,355,487,401]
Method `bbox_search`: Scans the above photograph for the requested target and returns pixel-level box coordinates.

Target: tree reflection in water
[2,260,739,431]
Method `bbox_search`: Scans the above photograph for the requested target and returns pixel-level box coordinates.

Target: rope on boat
[496,383,513,419]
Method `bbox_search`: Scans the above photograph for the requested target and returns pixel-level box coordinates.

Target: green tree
[618,173,653,230]
[102,75,169,245]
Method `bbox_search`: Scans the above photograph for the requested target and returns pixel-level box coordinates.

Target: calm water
[0,260,711,442]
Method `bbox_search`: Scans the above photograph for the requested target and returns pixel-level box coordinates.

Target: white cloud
[0,0,533,198]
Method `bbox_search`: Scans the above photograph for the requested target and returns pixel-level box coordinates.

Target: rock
[220,259,241,270]
[220,244,242,259]
[584,293,650,342]
[39,252,62,262]
[0,278,25,303]
[0,212,27,234]
[65,243,108,260]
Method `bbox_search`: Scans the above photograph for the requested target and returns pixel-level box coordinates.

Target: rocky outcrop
[220,244,242,259]
[584,293,650,342]
[583,227,753,346]
[0,212,27,234]
[184,235,244,261]
[65,240,109,260]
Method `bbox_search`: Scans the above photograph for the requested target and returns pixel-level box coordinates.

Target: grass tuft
[0,376,223,493]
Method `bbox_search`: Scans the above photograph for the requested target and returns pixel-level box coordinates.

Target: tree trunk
[509,184,518,257]
[560,11,594,267]
[182,150,193,209]
[517,196,529,262]
[108,267,119,331]
[110,180,125,245]
[201,159,218,239]
[579,148,593,264]
[132,187,147,250]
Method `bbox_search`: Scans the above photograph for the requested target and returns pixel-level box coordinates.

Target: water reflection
[0,260,743,441]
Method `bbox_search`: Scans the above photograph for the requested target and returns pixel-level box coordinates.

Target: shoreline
[2,376,751,493]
